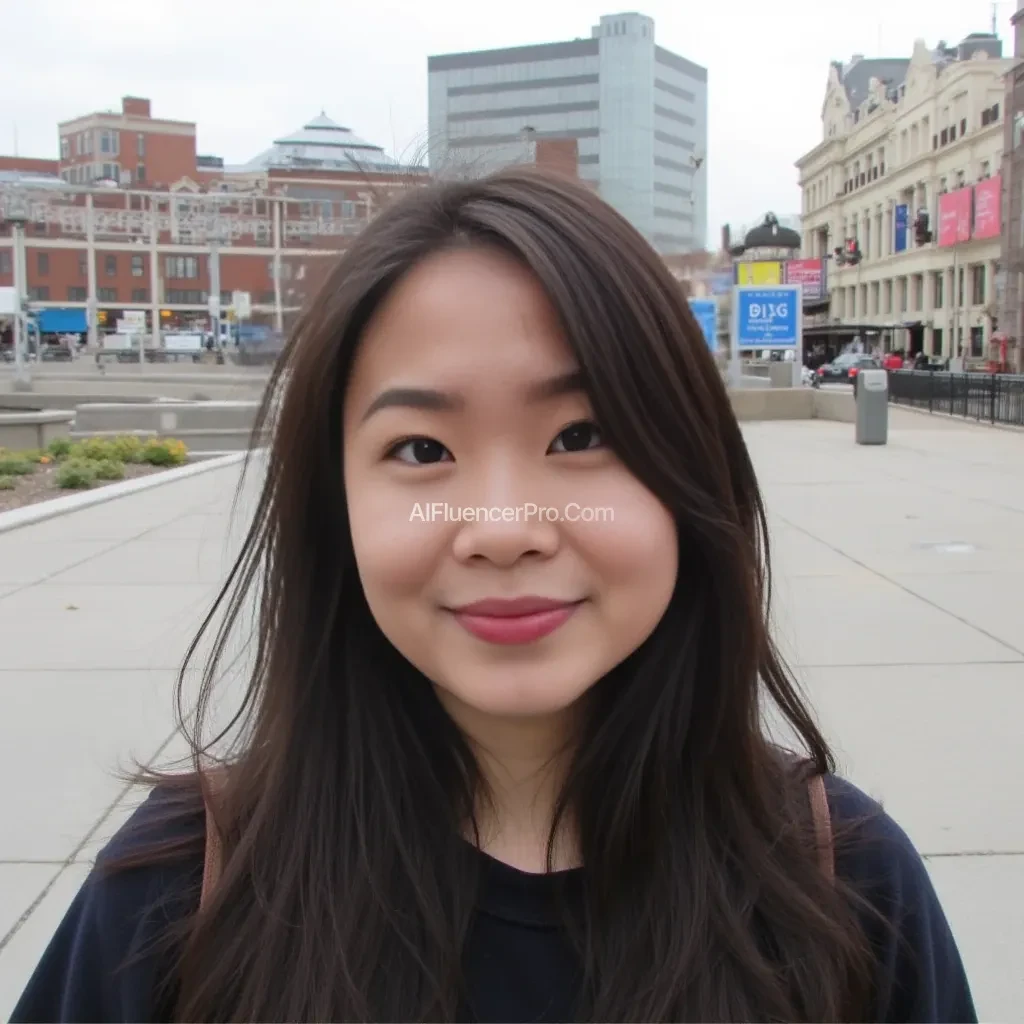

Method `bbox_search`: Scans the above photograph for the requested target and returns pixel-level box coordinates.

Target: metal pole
[11,221,27,385]
[149,195,161,353]
[85,194,98,351]
[209,239,221,350]
[272,200,283,334]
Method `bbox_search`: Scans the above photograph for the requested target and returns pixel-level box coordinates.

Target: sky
[0,0,1009,237]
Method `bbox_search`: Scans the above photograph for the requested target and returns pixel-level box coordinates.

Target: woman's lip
[451,601,583,645]
[451,596,581,617]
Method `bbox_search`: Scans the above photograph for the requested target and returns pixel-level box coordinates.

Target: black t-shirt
[10,775,977,1023]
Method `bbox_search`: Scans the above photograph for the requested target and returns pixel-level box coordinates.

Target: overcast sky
[0,0,1007,235]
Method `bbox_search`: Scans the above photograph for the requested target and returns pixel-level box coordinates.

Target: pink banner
[784,258,825,300]
[972,175,1002,240]
[937,188,972,247]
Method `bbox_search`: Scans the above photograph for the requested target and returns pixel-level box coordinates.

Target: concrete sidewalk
[1,410,1022,1020]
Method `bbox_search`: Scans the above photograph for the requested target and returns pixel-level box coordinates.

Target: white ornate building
[797,34,1011,361]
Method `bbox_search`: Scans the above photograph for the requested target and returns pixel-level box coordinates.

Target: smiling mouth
[447,598,585,646]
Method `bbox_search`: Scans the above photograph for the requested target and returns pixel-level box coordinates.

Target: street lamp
[1,190,31,387]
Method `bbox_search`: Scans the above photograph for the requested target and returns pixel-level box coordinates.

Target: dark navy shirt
[11,775,977,1023]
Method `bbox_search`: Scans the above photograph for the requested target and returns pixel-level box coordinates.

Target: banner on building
[784,258,825,301]
[894,204,908,252]
[972,175,1002,240]
[937,188,972,247]
[735,261,783,286]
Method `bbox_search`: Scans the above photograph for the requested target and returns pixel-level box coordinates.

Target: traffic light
[844,238,862,265]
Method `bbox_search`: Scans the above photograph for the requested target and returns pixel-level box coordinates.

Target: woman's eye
[548,421,603,454]
[388,438,453,465]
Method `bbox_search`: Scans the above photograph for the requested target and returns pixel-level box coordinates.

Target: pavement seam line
[0,488,243,603]
[773,516,1024,661]
[0,723,186,958]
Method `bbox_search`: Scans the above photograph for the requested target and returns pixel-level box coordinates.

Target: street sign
[733,284,801,350]
[688,297,718,352]
[232,290,252,319]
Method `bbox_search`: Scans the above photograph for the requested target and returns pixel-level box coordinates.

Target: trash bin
[855,369,888,445]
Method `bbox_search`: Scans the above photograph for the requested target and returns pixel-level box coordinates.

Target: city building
[427,12,708,253]
[796,34,1011,364]
[0,101,430,344]
[999,1,1024,366]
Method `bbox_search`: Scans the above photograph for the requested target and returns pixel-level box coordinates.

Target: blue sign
[688,297,718,352]
[734,285,800,350]
[894,204,908,253]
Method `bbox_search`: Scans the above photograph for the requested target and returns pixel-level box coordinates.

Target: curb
[0,450,249,537]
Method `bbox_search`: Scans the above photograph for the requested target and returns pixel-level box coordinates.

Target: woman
[12,169,974,1023]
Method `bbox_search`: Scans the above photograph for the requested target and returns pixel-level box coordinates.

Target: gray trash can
[855,369,888,445]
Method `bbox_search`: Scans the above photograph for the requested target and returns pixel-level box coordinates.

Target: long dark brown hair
[118,167,876,1021]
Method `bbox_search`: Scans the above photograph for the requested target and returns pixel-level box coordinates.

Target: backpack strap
[199,772,226,912]
[807,774,835,882]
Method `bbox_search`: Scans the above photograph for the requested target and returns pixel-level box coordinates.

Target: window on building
[165,256,199,279]
[131,255,144,278]
[131,288,149,302]
[98,288,117,302]
[137,134,146,157]
[259,292,275,305]
[167,289,206,304]
[969,325,985,358]
[137,164,146,183]
[972,265,987,305]
[99,130,119,155]
[60,137,70,160]
[28,286,50,301]
[67,286,87,301]
[981,160,991,179]
[78,254,87,277]
[105,255,117,276]
[958,268,965,306]
[960,118,967,137]
[0,252,10,275]
[933,272,944,309]
[37,252,49,276]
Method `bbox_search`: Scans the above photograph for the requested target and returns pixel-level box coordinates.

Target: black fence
[888,370,1024,427]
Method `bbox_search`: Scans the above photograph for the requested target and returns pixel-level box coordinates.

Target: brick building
[1,97,583,347]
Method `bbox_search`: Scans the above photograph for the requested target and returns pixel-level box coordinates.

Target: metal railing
[888,370,1024,427]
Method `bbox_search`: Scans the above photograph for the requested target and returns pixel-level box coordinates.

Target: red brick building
[1,97,583,345]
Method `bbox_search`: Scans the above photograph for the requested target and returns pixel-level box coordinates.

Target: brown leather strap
[199,772,226,912]
[807,774,835,882]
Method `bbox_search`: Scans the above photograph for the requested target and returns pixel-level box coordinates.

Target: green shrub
[93,458,126,481]
[108,435,145,464]
[0,475,15,490]
[55,459,97,490]
[0,456,34,476]
[69,437,116,462]
[142,438,188,466]
[19,449,45,464]
[46,437,73,459]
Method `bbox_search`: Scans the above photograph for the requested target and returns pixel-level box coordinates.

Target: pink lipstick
[450,596,582,645]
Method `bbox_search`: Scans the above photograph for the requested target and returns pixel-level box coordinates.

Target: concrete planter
[0,410,75,451]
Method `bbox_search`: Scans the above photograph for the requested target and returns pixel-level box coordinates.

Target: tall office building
[427,13,708,253]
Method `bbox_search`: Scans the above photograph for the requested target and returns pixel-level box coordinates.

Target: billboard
[688,298,718,352]
[735,260,782,286]
[894,204,909,252]
[733,285,801,351]
[784,258,825,301]
[937,188,972,247]
[972,175,1002,240]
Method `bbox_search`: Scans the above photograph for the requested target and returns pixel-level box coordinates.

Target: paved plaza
[0,408,1022,1020]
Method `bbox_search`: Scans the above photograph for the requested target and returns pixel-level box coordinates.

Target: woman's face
[342,247,678,726]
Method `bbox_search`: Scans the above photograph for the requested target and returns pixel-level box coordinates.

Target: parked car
[814,353,880,386]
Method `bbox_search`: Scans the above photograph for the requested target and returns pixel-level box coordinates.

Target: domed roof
[237,112,422,175]
[743,213,801,251]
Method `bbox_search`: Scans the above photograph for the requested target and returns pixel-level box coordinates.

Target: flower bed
[0,436,189,513]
